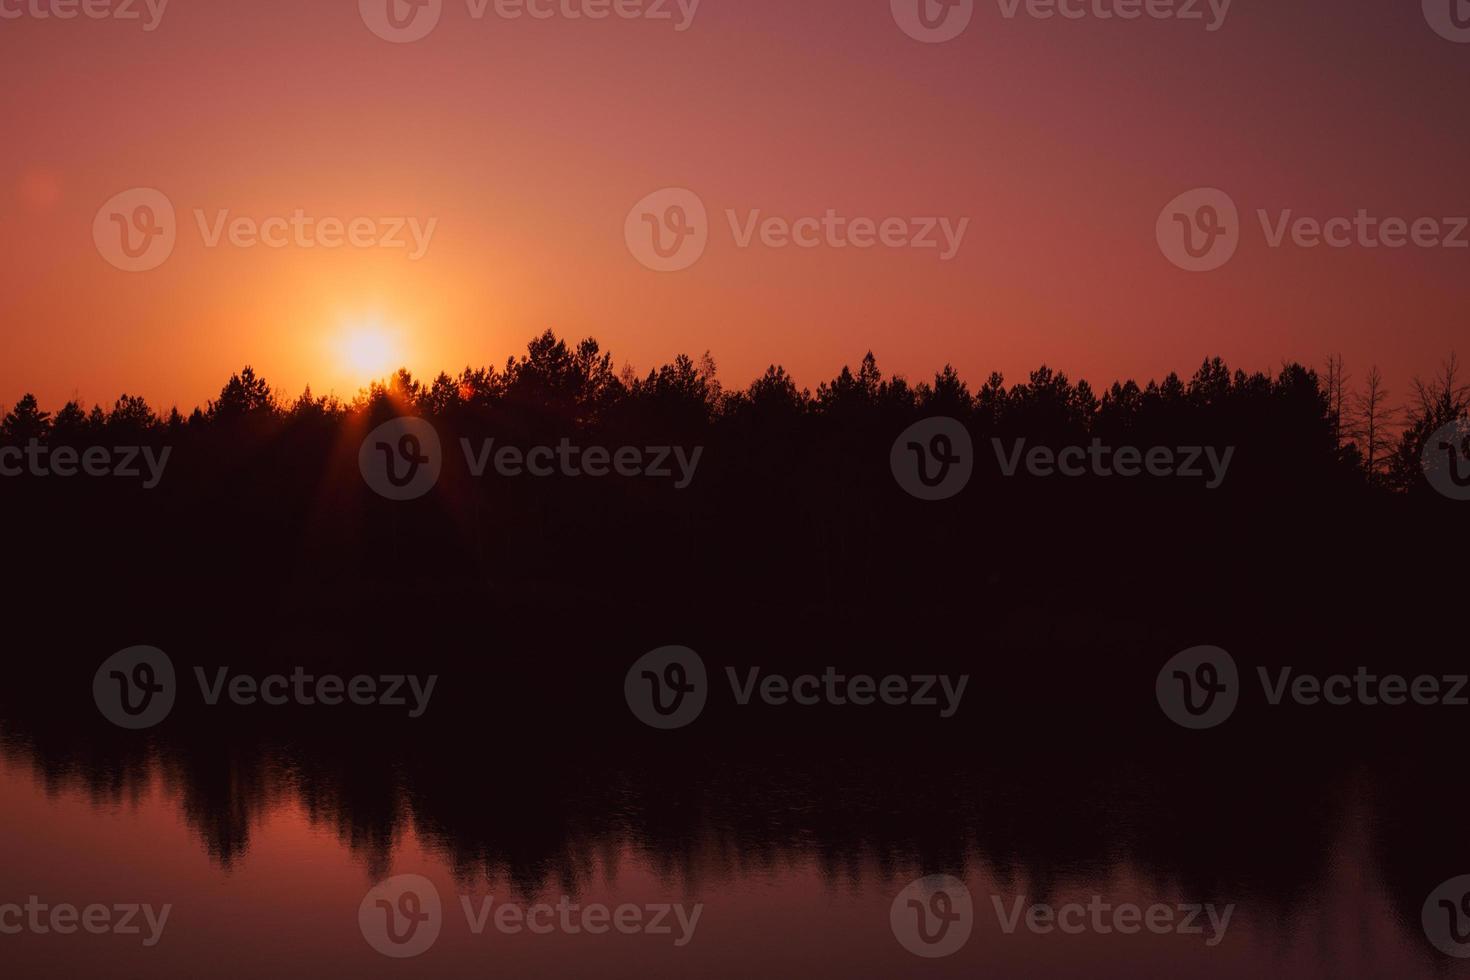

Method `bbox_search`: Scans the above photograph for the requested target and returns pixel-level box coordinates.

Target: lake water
[2,715,1466,979]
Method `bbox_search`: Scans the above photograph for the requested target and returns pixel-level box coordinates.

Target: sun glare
[338,324,400,382]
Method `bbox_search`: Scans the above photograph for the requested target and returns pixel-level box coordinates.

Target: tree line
[2,330,1466,492]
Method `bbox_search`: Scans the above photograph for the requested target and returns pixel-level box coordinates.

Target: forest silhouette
[4,331,1464,489]
[1,330,1466,619]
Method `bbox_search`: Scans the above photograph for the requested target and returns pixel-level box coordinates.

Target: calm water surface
[0,743,1462,978]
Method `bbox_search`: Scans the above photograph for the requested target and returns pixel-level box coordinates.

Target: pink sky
[2,0,1467,411]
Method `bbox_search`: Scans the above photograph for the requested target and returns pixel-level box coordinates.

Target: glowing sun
[337,323,401,381]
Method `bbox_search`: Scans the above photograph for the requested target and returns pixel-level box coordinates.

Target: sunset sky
[3,0,1467,412]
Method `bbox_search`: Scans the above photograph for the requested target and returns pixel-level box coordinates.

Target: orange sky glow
[3,0,1467,412]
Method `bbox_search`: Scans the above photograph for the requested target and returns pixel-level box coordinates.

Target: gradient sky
[2,0,1467,412]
